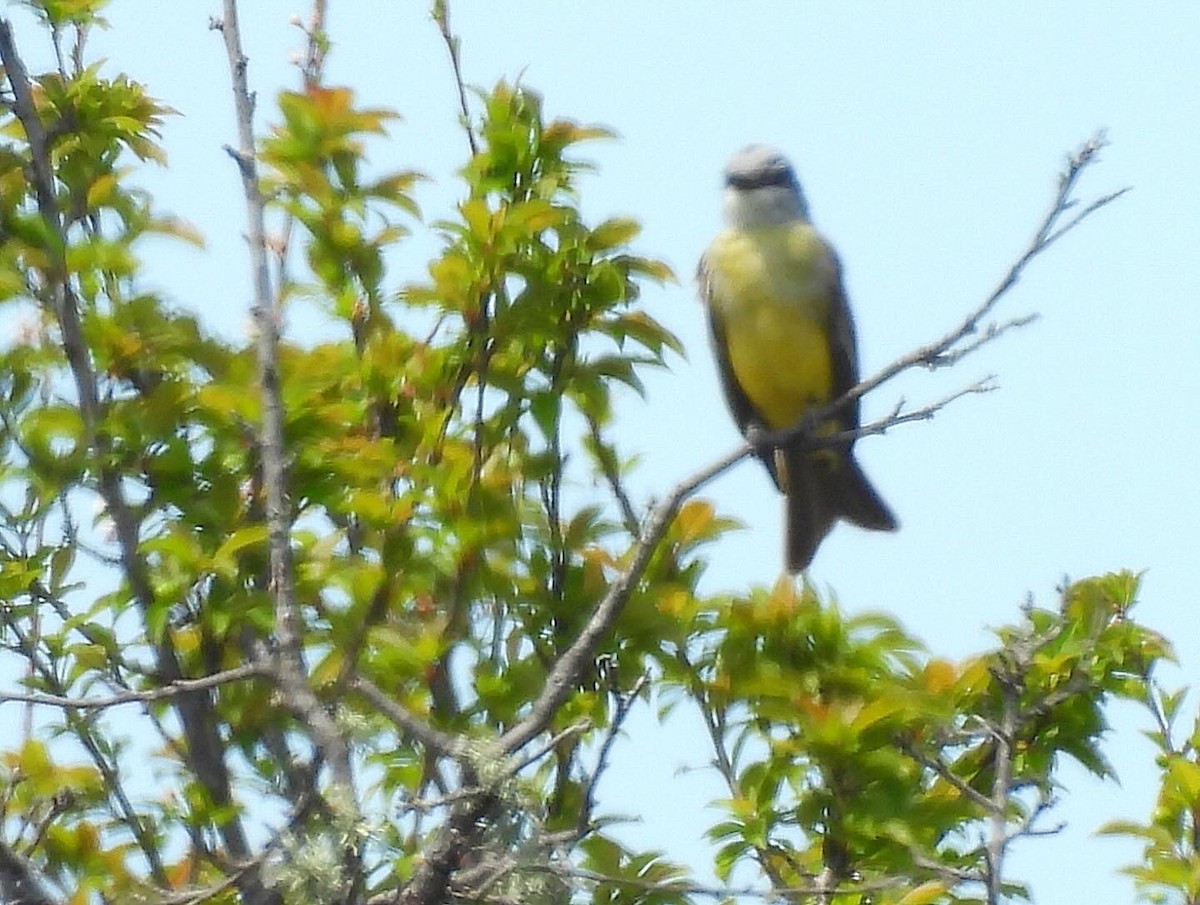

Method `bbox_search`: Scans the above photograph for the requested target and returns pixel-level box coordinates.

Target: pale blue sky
[7,3,1200,902]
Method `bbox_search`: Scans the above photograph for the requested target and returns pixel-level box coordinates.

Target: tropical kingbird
[698,145,898,572]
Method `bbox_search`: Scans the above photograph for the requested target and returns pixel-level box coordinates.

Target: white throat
[723,184,810,230]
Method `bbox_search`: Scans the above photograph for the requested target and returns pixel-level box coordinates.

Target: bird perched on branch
[698,145,897,572]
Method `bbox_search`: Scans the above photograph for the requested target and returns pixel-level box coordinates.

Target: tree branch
[1,18,267,899]
[678,647,792,893]
[758,131,1127,453]
[985,672,1019,904]
[0,21,57,227]
[0,840,59,905]
[587,415,642,538]
[352,676,464,759]
[397,790,500,905]
[296,0,328,90]
[495,447,732,754]
[575,672,649,839]
[431,0,478,157]
[897,737,998,814]
[0,664,267,711]
[525,863,907,902]
[216,0,354,792]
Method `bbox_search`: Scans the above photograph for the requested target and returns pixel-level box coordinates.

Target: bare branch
[820,377,998,447]
[1042,189,1130,249]
[217,0,354,791]
[509,720,592,777]
[297,0,328,90]
[756,130,1127,453]
[495,451,727,754]
[897,738,998,814]
[266,0,332,298]
[431,0,478,156]
[0,664,268,711]
[352,676,464,758]
[576,672,649,837]
[884,132,1123,382]
[1015,806,1066,840]
[0,839,59,905]
[587,415,642,538]
[926,313,1040,370]
[525,863,908,903]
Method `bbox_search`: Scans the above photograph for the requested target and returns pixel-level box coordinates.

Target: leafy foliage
[1102,681,1200,904]
[659,573,1170,904]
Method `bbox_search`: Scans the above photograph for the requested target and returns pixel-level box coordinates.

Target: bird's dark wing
[697,254,782,488]
[824,244,863,436]
[821,242,899,533]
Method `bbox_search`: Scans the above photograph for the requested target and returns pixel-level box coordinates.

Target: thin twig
[897,738,998,814]
[397,784,483,816]
[431,0,478,156]
[587,415,642,538]
[496,445,734,754]
[298,0,328,90]
[757,131,1127,453]
[272,0,331,303]
[1146,682,1179,755]
[680,647,792,892]
[527,862,906,902]
[509,720,592,777]
[0,664,268,711]
[928,314,1040,369]
[216,0,354,791]
[910,852,984,885]
[576,672,649,838]
[819,377,998,447]
[351,676,464,758]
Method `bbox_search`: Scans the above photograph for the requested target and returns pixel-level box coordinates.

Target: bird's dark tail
[833,455,898,533]
[781,447,897,573]
[781,447,834,574]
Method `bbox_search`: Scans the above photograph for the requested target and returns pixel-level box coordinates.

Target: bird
[697,145,898,573]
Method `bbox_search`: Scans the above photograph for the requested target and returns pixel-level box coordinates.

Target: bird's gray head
[721,145,810,228]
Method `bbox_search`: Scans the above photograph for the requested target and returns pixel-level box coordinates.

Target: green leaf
[897,881,951,904]
[212,525,271,578]
[589,217,641,251]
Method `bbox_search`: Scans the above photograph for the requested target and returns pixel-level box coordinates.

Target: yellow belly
[706,225,837,429]
[725,304,832,429]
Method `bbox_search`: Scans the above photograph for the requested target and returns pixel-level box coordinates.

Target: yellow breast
[705,224,838,430]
